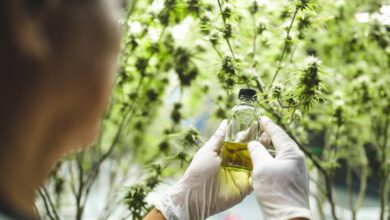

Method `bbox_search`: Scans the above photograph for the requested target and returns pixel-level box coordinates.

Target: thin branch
[225,39,236,60]
[380,114,390,220]
[210,42,223,58]
[69,160,78,198]
[254,76,265,93]
[277,98,300,109]
[309,174,326,196]
[354,166,368,218]
[125,0,138,21]
[75,152,85,220]
[347,163,355,220]
[269,7,299,89]
[216,0,226,25]
[38,189,57,220]
[42,186,60,220]
[216,0,236,60]
[252,2,257,66]
[33,204,41,220]
[313,189,326,220]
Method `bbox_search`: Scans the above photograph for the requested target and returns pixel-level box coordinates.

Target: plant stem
[252,12,257,64]
[380,114,390,220]
[350,143,369,220]
[346,163,356,220]
[225,40,236,60]
[269,7,299,89]
[38,189,57,220]
[216,0,236,60]
[310,168,325,220]
[315,193,326,220]
[75,153,85,220]
[380,176,387,220]
[354,166,368,219]
[387,178,390,220]
[254,76,265,93]
[210,42,223,58]
[216,0,226,25]
[42,186,60,220]
[125,0,138,21]
[33,204,41,220]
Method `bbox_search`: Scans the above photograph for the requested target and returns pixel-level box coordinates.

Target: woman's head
[0,0,121,159]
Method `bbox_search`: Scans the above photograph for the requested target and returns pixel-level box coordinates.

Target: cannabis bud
[272,84,283,99]
[222,3,232,20]
[187,0,200,14]
[216,107,227,119]
[200,13,211,34]
[177,152,188,167]
[124,185,148,219]
[146,176,160,189]
[146,89,158,101]
[159,140,170,153]
[333,106,343,127]
[297,0,311,10]
[297,56,322,109]
[182,128,199,147]
[249,1,258,14]
[257,23,266,35]
[174,47,198,86]
[218,56,237,90]
[222,56,236,76]
[223,24,233,39]
[135,57,149,75]
[171,102,182,124]
[210,32,220,46]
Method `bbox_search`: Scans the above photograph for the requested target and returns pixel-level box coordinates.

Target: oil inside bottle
[221,141,252,171]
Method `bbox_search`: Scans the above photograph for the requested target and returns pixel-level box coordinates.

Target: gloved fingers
[260,116,300,158]
[204,120,228,152]
[247,141,273,168]
[259,132,272,148]
[234,121,259,143]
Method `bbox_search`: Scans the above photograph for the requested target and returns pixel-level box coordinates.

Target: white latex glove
[248,116,311,220]
[155,120,252,220]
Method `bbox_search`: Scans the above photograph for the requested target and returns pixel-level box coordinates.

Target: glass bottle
[221,88,260,171]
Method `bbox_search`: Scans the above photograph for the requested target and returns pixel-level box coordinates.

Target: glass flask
[221,88,260,171]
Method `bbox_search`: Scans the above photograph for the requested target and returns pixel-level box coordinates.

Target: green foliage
[36,0,390,220]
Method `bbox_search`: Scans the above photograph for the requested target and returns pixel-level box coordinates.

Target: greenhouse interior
[0,0,389,220]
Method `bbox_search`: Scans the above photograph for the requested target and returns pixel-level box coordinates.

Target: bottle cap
[239,88,257,101]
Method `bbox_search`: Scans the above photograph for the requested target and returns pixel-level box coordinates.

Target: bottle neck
[239,97,254,106]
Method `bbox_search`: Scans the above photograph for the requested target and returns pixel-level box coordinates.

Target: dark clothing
[0,197,34,220]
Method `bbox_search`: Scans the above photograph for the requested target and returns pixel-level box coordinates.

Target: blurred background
[35,0,390,219]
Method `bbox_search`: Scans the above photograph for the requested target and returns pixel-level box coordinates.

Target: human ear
[8,1,51,62]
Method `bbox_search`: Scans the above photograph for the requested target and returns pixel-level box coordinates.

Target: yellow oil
[221,141,252,171]
[217,166,252,201]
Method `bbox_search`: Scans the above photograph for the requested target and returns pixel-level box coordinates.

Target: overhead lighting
[355,5,390,25]
[355,12,370,23]
[380,5,390,15]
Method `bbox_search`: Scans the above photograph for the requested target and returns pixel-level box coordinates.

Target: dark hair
[0,0,99,146]
[26,0,44,9]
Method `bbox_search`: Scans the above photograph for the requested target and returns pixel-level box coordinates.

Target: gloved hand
[155,120,252,220]
[248,116,311,220]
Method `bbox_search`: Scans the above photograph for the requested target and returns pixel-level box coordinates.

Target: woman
[0,0,311,219]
